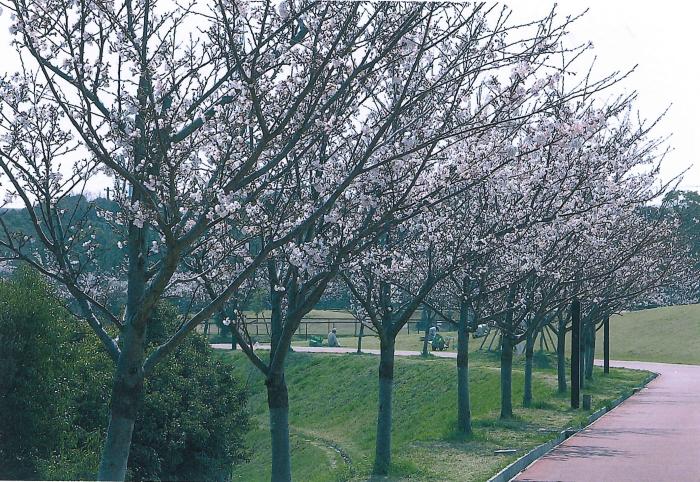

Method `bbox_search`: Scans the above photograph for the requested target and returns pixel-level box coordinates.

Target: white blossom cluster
[0,1,692,406]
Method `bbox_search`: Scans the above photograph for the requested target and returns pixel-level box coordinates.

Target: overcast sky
[514,0,700,191]
[0,1,698,192]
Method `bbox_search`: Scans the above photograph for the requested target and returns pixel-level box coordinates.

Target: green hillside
[597,304,700,365]
[221,351,647,481]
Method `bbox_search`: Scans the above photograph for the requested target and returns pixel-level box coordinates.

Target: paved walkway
[210,343,459,358]
[514,360,700,482]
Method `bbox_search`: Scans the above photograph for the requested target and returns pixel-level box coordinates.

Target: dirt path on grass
[513,360,700,482]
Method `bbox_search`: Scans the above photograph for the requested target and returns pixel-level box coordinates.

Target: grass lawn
[595,304,700,365]
[219,349,649,481]
[216,303,700,365]
[292,330,470,353]
[291,328,505,355]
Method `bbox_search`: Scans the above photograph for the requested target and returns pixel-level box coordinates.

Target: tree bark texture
[557,316,567,393]
[523,331,535,407]
[373,337,396,475]
[357,322,364,354]
[98,213,148,481]
[585,321,595,380]
[571,299,581,409]
[97,325,145,480]
[604,316,610,374]
[500,335,514,419]
[422,322,430,356]
[421,308,431,357]
[457,310,472,434]
[267,371,292,482]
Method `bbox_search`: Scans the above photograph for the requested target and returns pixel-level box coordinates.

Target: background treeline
[2,189,697,311]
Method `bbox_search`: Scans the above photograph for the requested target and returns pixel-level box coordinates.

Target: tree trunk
[523,331,535,407]
[571,299,581,408]
[500,335,514,419]
[357,322,364,354]
[373,337,395,475]
[585,322,595,380]
[557,316,567,393]
[99,210,148,481]
[422,324,430,356]
[267,371,292,482]
[456,302,471,434]
[539,332,544,352]
[421,312,431,356]
[97,326,145,481]
[579,319,586,386]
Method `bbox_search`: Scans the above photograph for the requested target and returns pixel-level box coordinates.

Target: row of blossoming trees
[0,1,693,481]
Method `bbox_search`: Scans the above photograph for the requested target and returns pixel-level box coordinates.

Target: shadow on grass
[442,429,489,444]
[365,458,435,482]
[472,415,531,431]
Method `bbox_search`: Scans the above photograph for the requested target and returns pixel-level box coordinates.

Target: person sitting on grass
[328,328,340,347]
[431,333,446,351]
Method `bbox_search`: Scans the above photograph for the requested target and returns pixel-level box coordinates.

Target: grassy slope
[221,350,647,481]
[595,303,700,365]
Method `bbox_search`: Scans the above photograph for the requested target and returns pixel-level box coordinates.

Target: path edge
[487,370,659,482]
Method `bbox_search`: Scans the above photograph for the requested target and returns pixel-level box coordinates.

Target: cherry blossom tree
[457,87,674,418]
[576,209,689,381]
[342,214,462,474]
[339,50,643,473]
[184,4,626,479]
[0,1,515,478]
[0,0,687,480]
[204,4,560,477]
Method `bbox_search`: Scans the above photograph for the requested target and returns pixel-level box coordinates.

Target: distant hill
[596,304,700,365]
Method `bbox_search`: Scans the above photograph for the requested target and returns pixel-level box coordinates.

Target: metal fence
[198,314,422,341]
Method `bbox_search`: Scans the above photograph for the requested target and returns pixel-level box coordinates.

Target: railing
[198,314,423,341]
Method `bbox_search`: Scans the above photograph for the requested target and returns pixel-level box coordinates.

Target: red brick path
[514,361,700,482]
